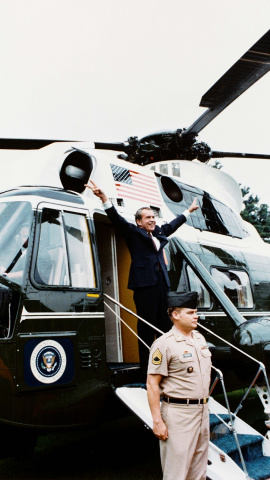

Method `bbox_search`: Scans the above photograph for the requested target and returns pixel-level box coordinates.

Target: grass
[213,388,268,434]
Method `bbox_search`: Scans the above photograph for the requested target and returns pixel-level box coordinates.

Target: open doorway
[94,213,139,364]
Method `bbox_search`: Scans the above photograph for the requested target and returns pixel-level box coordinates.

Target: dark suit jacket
[105,205,187,290]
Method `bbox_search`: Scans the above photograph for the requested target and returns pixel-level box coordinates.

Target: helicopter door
[94,219,123,362]
[94,216,139,364]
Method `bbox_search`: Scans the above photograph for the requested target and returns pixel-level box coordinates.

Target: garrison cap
[167,291,198,309]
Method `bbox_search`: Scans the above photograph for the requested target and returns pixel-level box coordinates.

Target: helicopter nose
[231,318,270,382]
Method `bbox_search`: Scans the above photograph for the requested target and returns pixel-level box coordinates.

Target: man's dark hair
[135,206,153,223]
[168,306,178,319]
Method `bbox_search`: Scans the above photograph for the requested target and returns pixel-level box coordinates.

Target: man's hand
[153,418,168,441]
[84,180,108,203]
[188,197,199,213]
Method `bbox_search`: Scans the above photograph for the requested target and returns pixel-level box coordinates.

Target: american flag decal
[111,164,162,206]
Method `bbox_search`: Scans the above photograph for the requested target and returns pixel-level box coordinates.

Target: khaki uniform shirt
[147,325,212,399]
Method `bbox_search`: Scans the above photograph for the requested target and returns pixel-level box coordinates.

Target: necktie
[148,232,168,265]
[148,232,157,250]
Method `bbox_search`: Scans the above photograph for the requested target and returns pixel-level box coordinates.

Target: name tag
[183,352,192,358]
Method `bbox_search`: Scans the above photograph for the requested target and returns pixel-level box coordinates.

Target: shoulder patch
[152,348,163,365]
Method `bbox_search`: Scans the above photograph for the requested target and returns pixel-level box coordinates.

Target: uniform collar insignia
[172,325,197,343]
[172,325,185,341]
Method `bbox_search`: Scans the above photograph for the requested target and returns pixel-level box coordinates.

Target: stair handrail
[209,366,252,478]
[105,293,270,390]
[197,319,270,416]
[104,296,157,353]
[168,235,270,422]
[105,292,270,404]
[210,365,234,425]
[104,292,164,352]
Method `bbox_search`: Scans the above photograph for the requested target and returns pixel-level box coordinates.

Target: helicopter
[0,28,269,463]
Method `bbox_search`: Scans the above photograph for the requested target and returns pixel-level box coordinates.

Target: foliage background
[240,186,270,242]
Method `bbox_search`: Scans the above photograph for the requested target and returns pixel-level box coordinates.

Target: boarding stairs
[105,293,270,480]
[208,397,270,480]
[115,381,270,480]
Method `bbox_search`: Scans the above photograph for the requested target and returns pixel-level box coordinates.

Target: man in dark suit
[85,180,199,377]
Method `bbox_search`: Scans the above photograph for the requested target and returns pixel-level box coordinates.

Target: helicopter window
[191,194,248,238]
[0,201,33,286]
[35,209,69,286]
[182,191,206,231]
[159,164,168,175]
[172,163,180,177]
[159,177,249,239]
[34,208,96,289]
[187,266,211,308]
[211,268,253,308]
[64,212,96,289]
[0,201,33,337]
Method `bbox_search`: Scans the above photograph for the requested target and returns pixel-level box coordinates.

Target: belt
[162,396,208,405]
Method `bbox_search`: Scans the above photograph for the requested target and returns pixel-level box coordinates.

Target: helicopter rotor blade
[0,138,78,150]
[211,151,270,160]
[184,29,270,137]
[94,142,129,152]
[0,30,269,163]
[0,138,131,153]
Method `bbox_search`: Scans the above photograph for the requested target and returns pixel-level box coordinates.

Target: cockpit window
[64,212,96,288]
[158,178,249,239]
[34,208,96,289]
[187,266,211,308]
[211,268,253,308]
[0,201,33,286]
[35,209,69,286]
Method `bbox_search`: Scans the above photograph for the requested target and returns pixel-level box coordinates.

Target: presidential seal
[30,340,67,384]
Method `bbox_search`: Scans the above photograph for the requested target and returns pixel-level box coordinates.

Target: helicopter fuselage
[0,145,270,436]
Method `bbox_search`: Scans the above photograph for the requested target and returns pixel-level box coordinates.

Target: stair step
[212,433,262,454]
[209,414,270,480]
[209,413,231,428]
[212,433,263,466]
[244,456,270,480]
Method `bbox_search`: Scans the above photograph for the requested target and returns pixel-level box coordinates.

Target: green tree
[240,186,270,242]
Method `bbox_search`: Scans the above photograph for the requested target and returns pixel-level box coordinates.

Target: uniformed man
[147,291,212,480]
